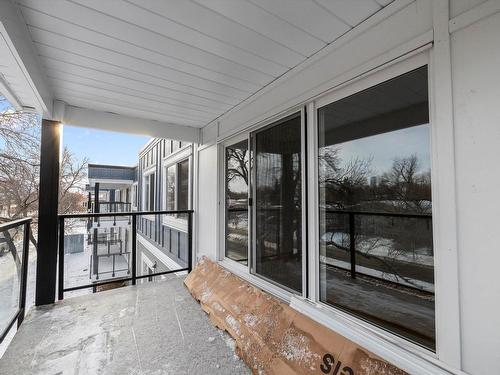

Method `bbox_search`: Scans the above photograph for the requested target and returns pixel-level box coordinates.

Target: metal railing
[322,209,432,289]
[0,218,31,344]
[88,201,132,214]
[57,210,193,300]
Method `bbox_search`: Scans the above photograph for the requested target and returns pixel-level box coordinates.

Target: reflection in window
[253,113,303,293]
[166,159,190,215]
[166,165,176,211]
[225,140,249,265]
[178,159,189,211]
[318,66,435,350]
[144,173,155,211]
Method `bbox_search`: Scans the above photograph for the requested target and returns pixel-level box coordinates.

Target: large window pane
[253,113,303,293]
[318,66,435,350]
[225,140,249,265]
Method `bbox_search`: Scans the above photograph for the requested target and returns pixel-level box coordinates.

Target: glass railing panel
[0,219,30,344]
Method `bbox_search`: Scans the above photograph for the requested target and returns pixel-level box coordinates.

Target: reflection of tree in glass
[319,146,433,291]
[226,147,248,188]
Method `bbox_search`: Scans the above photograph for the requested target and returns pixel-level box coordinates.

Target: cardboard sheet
[184,257,408,375]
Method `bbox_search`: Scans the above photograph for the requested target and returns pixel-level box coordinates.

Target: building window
[251,112,303,293]
[165,159,190,212]
[172,141,179,153]
[144,173,155,211]
[132,184,138,208]
[178,159,189,210]
[166,140,172,156]
[166,165,176,211]
[317,66,434,349]
[225,140,249,265]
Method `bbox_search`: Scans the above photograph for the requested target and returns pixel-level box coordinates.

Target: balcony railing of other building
[58,210,193,300]
[87,201,132,214]
[321,209,433,292]
[0,218,31,344]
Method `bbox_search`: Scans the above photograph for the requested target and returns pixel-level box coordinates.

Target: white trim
[306,100,319,302]
[219,259,293,303]
[137,233,186,276]
[141,251,155,270]
[428,0,462,368]
[0,69,22,110]
[161,146,192,230]
[88,178,134,186]
[131,182,138,210]
[217,132,250,264]
[449,0,500,33]
[142,169,156,211]
[162,144,192,163]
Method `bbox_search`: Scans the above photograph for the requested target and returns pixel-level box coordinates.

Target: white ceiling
[15,0,394,128]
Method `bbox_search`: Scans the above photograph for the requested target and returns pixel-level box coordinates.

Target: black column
[35,120,61,306]
[93,183,99,277]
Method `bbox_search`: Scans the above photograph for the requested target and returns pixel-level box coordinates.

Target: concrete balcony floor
[0,277,250,375]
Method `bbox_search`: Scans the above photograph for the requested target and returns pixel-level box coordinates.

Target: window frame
[218,107,308,298]
[304,52,446,359]
[161,145,192,232]
[314,65,435,351]
[132,182,138,210]
[215,50,461,364]
[142,169,156,212]
[219,132,251,272]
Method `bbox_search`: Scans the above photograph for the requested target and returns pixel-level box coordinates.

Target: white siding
[196,145,218,261]
[451,11,500,374]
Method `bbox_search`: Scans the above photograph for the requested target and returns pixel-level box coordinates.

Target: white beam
[0,0,52,115]
[62,104,200,143]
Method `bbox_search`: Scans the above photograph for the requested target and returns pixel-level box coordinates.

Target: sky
[335,124,431,176]
[62,126,150,166]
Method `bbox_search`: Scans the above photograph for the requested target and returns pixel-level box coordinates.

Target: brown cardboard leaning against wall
[184,257,408,375]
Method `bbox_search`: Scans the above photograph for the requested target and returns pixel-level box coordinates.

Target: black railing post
[58,218,65,300]
[17,221,31,327]
[131,214,137,285]
[187,211,193,273]
[348,212,356,279]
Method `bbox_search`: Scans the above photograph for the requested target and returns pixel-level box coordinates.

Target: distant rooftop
[88,164,137,181]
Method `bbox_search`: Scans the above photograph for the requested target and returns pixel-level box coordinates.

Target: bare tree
[381,154,431,212]
[226,147,249,186]
[0,97,88,249]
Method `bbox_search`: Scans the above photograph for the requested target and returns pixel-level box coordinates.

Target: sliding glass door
[317,66,435,349]
[251,112,304,293]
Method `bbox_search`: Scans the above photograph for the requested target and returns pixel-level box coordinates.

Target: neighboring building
[136,138,193,280]
[85,139,192,282]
